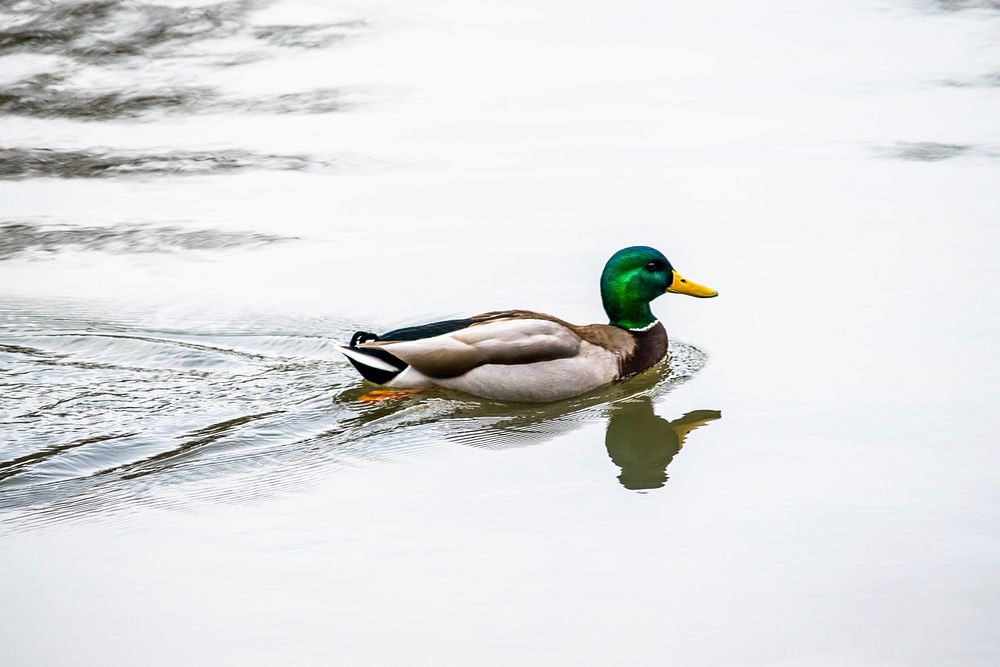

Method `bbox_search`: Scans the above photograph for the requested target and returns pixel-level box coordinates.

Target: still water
[2,0,1000,664]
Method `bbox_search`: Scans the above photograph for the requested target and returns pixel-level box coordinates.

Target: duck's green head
[600,246,717,330]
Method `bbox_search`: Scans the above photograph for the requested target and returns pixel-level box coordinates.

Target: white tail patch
[336,345,401,373]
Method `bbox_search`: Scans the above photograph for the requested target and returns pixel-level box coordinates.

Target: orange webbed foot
[357,388,434,403]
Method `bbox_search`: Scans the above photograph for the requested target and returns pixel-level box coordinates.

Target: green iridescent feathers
[600,246,674,330]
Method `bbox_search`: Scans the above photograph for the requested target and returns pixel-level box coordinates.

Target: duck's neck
[601,292,657,331]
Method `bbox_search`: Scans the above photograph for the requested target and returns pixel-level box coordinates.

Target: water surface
[2,0,999,664]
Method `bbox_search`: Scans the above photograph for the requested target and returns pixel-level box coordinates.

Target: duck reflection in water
[605,397,721,491]
[337,377,720,492]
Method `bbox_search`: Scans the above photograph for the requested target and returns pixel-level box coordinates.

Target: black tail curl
[344,330,406,385]
[349,331,380,348]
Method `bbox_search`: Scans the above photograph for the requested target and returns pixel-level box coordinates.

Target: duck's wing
[359,315,583,379]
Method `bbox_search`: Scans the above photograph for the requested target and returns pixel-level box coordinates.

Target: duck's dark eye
[645,261,659,272]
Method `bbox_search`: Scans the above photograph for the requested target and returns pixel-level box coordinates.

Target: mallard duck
[338,246,717,402]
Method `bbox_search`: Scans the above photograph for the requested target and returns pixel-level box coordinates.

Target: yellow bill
[666,270,718,298]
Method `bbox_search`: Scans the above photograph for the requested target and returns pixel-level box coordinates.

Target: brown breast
[618,321,668,379]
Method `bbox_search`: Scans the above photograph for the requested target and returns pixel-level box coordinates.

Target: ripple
[922,0,1000,12]
[0,302,714,525]
[0,431,137,484]
[0,146,330,179]
[939,71,1000,88]
[0,0,253,61]
[1,332,268,370]
[0,74,349,120]
[0,221,294,259]
[0,1,370,66]
[0,1,368,125]
[878,142,974,162]
[0,73,204,118]
[253,20,368,49]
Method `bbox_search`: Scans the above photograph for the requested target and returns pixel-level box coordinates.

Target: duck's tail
[337,331,407,385]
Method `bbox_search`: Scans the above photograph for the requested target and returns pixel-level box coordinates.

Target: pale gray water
[2,0,1000,664]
